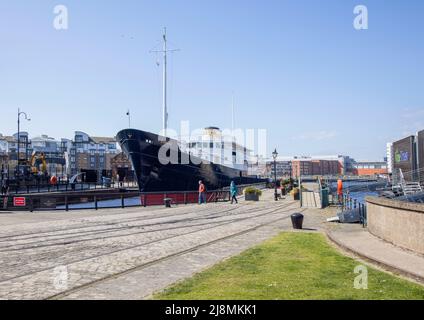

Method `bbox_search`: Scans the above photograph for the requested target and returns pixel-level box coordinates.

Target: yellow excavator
[30,152,48,176]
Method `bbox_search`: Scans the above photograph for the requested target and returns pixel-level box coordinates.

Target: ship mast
[150,28,179,137]
[231,92,235,132]
[162,28,168,136]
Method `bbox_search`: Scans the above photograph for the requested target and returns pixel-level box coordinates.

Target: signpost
[13,197,26,207]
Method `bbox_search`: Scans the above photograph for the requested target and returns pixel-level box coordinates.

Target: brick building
[65,131,119,182]
[292,159,341,178]
[111,152,135,182]
[352,162,388,176]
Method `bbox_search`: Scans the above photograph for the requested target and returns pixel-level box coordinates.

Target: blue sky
[0,0,423,161]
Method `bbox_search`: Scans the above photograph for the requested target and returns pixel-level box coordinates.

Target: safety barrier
[340,194,368,227]
[0,182,266,212]
[3,181,138,195]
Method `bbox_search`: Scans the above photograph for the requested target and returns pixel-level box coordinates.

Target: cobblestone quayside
[0,191,307,300]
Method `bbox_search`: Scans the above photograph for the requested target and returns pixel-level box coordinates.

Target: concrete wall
[366,197,424,255]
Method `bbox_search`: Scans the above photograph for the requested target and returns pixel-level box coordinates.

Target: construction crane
[30,152,48,176]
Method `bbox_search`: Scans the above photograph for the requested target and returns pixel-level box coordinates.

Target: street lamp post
[17,108,31,179]
[272,149,278,201]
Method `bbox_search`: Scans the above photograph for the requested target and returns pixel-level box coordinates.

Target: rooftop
[91,136,116,144]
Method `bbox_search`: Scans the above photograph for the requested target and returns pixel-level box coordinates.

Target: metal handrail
[1,182,267,212]
[4,181,139,195]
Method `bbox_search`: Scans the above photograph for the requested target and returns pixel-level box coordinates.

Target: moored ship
[118,29,265,192]
[117,127,265,192]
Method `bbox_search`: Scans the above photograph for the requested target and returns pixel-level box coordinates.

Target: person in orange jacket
[198,180,206,204]
[337,179,343,204]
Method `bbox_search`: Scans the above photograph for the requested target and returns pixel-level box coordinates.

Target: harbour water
[57,197,141,210]
[330,181,383,204]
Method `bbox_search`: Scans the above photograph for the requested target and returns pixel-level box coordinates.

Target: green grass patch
[155,232,424,300]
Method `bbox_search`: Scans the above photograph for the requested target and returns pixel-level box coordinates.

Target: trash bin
[320,188,329,208]
[164,198,172,208]
[291,213,304,230]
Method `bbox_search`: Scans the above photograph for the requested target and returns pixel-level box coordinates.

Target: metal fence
[326,182,372,227]
[340,193,368,228]
[3,181,138,195]
[0,182,266,212]
[300,175,381,182]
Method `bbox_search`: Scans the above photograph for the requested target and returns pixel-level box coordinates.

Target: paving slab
[328,225,424,283]
[0,190,305,300]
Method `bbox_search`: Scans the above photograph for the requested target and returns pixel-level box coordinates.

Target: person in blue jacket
[230,181,238,204]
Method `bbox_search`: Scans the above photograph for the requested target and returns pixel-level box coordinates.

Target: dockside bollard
[164,198,172,208]
[65,196,69,212]
[291,213,304,230]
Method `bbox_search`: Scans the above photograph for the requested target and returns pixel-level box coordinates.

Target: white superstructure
[183,127,249,172]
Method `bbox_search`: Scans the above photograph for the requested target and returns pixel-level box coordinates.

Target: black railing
[341,193,367,228]
[4,181,138,195]
[0,182,266,212]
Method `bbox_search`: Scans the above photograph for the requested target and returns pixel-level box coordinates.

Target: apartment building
[66,131,118,182]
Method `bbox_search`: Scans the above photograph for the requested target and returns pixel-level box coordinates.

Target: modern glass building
[391,132,423,182]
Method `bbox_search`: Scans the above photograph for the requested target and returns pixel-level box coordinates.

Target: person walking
[230,181,238,204]
[198,180,206,204]
[1,180,5,196]
[1,179,9,196]
[337,179,343,204]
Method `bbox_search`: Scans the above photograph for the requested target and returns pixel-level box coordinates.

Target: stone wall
[366,197,424,255]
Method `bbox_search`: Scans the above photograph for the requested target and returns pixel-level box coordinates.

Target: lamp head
[272,149,278,160]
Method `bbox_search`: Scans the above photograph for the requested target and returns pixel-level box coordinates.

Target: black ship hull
[117,129,265,192]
